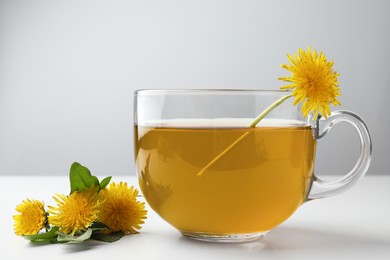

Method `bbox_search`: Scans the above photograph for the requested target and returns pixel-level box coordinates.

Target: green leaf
[99,176,112,190]
[57,229,93,243]
[90,231,125,243]
[89,222,108,232]
[23,226,59,243]
[69,162,99,194]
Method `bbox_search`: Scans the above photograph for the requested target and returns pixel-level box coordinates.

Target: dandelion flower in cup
[13,199,47,236]
[279,46,341,119]
[48,186,100,236]
[98,182,147,234]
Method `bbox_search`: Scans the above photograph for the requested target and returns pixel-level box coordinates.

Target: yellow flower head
[279,46,341,119]
[48,187,100,236]
[98,182,147,234]
[13,199,47,236]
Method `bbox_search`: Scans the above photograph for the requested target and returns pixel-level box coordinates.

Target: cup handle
[307,110,372,200]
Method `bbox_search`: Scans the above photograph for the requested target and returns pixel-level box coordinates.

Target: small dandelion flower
[98,182,147,234]
[279,46,341,119]
[48,187,100,236]
[13,199,47,236]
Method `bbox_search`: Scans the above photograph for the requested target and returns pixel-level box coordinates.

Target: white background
[0,0,389,176]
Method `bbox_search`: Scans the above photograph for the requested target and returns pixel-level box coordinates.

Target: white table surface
[1,175,389,260]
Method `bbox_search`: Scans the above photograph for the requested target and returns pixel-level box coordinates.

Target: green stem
[197,94,293,176]
[249,94,293,127]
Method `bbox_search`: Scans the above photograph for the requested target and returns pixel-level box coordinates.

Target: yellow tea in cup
[135,119,316,235]
[134,89,371,242]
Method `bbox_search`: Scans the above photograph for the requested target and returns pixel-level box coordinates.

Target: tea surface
[135,119,316,234]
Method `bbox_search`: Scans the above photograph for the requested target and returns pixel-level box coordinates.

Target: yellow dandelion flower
[98,182,147,234]
[279,46,341,119]
[13,199,47,236]
[48,187,100,236]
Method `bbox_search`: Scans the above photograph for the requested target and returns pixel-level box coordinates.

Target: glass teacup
[134,89,372,242]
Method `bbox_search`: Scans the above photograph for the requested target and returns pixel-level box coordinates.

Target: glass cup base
[180,231,267,243]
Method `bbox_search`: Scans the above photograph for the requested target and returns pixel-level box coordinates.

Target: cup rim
[135,89,291,95]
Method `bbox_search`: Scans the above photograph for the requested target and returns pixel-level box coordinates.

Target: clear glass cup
[133,89,372,243]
